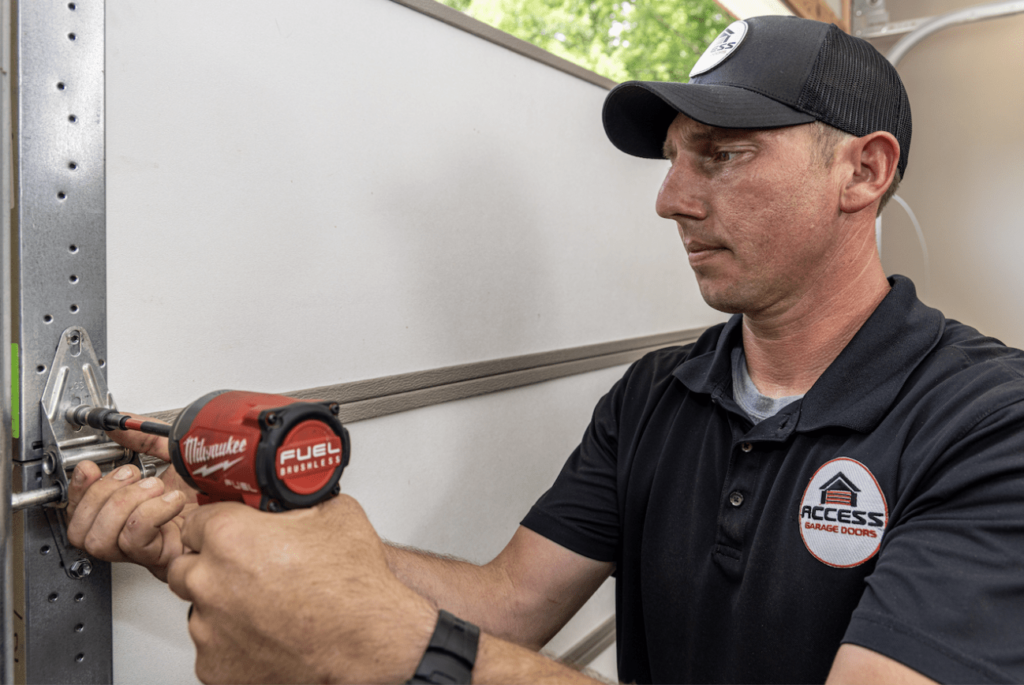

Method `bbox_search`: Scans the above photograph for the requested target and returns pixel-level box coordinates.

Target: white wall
[105,0,722,413]
[104,1,724,682]
[871,0,1024,347]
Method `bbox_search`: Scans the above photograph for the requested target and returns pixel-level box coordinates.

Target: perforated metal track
[14,1,112,682]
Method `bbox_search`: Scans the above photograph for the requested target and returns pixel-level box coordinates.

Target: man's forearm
[384,542,526,645]
[474,633,604,685]
[378,583,602,685]
[385,529,616,653]
[382,545,607,684]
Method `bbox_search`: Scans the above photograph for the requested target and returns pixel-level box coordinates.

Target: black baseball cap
[602,15,912,177]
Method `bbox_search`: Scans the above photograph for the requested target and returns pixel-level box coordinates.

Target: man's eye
[714,151,736,162]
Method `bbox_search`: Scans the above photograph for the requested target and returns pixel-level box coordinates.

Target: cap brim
[603,81,816,158]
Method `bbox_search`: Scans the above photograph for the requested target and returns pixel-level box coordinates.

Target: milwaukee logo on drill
[183,435,248,465]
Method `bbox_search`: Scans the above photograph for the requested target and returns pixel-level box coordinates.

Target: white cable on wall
[876,194,930,298]
[876,214,883,259]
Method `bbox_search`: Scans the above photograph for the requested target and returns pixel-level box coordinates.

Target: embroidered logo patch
[689,20,748,78]
[798,458,888,568]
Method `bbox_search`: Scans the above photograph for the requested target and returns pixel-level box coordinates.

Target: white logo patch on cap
[689,20,748,78]
[798,458,888,568]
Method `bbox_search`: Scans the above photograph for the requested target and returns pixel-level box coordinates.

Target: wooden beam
[783,0,850,32]
[712,0,739,21]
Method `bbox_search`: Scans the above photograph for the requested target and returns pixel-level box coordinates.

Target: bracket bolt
[265,412,279,426]
[42,451,58,476]
[69,559,93,579]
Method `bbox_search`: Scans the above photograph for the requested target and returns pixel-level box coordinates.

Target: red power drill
[67,390,351,511]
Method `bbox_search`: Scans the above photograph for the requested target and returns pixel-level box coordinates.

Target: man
[65,15,1024,684]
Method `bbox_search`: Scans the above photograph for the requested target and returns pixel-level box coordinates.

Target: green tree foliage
[439,0,732,83]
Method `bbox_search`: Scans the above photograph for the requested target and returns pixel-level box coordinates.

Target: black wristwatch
[407,610,480,684]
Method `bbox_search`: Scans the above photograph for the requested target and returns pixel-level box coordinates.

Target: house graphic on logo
[820,472,860,507]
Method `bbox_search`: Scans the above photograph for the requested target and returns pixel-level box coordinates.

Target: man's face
[657,114,845,317]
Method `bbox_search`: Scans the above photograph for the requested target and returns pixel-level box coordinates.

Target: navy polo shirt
[522,276,1024,684]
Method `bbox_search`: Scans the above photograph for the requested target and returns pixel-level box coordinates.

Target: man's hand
[66,415,198,581]
[166,495,438,685]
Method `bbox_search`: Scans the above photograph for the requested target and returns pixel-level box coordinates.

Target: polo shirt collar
[674,311,744,403]
[673,276,945,433]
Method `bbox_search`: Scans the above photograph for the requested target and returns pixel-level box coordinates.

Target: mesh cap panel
[798,25,912,176]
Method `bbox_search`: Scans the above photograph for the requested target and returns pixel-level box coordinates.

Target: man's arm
[385,526,614,650]
[473,633,604,684]
[827,644,937,685]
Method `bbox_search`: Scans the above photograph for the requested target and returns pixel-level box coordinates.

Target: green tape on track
[11,343,18,439]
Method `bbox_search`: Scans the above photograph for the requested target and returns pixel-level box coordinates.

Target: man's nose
[656,161,707,221]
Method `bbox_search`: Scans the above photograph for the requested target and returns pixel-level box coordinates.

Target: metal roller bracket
[853,0,1024,41]
[35,326,144,580]
[852,0,930,39]
[40,326,121,495]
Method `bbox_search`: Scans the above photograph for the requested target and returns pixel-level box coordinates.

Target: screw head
[69,559,93,579]
[329,403,340,416]
[265,412,278,425]
[267,500,283,513]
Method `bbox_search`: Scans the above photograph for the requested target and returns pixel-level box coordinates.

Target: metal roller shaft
[55,443,131,472]
[11,487,63,512]
[12,408,163,511]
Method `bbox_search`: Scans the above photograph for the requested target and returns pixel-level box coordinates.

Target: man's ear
[837,131,900,215]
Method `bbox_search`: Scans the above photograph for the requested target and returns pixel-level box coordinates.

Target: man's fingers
[78,473,168,561]
[167,552,201,602]
[66,464,143,550]
[117,490,188,567]
[105,413,171,462]
[66,460,103,521]
[178,501,252,554]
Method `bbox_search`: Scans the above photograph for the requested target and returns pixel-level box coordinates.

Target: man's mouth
[685,239,727,264]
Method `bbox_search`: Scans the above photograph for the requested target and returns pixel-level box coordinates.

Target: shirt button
[729,491,744,507]
[741,442,753,452]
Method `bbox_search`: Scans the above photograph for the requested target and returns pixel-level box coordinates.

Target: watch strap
[407,610,480,684]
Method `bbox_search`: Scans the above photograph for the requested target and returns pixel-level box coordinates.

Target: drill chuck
[66,405,172,437]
